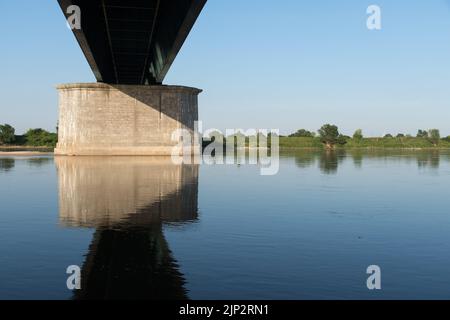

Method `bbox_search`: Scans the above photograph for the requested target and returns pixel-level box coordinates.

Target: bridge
[55,0,207,156]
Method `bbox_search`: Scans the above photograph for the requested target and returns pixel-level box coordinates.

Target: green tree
[338,135,349,145]
[318,124,345,149]
[289,129,315,138]
[0,124,16,145]
[428,129,440,146]
[353,129,363,141]
[384,134,393,138]
[417,129,428,138]
[396,133,405,138]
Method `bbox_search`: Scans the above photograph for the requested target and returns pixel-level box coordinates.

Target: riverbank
[0,145,54,150]
[0,151,53,156]
[2,138,450,157]
[0,146,54,156]
[279,137,450,150]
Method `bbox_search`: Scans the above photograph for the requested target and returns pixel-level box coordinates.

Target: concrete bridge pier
[54,83,202,156]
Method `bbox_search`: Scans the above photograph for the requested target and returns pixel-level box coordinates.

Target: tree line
[0,124,57,147]
[289,125,449,149]
[2,122,448,149]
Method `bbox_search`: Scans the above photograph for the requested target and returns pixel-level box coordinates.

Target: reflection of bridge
[55,0,207,156]
[55,157,199,299]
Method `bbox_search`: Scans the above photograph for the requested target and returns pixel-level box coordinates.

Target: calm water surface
[0,150,450,300]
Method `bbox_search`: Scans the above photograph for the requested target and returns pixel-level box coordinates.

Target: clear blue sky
[1,0,450,136]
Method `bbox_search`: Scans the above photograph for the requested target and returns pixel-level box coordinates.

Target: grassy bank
[279,137,450,150]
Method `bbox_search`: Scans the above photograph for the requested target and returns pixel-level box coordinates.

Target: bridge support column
[54,83,202,156]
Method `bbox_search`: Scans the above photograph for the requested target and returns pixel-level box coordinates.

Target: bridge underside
[58,0,206,85]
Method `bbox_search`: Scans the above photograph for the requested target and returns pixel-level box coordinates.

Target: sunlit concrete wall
[54,83,201,156]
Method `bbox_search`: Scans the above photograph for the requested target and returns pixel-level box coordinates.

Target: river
[0,150,449,299]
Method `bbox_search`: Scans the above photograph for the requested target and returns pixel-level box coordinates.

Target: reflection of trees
[0,158,15,172]
[287,149,448,173]
[55,157,198,300]
[319,150,345,175]
[417,151,440,169]
[445,152,450,165]
[286,150,347,174]
[350,150,363,168]
[293,152,316,168]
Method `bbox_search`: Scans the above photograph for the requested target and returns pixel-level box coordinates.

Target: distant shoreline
[0,146,54,156]
[279,146,450,151]
[1,143,450,157]
[0,151,53,156]
[0,145,54,150]
[278,136,450,150]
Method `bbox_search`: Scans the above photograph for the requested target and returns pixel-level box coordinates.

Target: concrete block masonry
[54,83,202,156]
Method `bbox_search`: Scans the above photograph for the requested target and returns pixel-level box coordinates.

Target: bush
[417,130,428,138]
[289,129,315,138]
[24,129,58,147]
[339,135,350,144]
[279,137,323,149]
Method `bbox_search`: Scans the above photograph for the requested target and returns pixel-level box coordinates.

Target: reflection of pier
[55,157,199,300]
